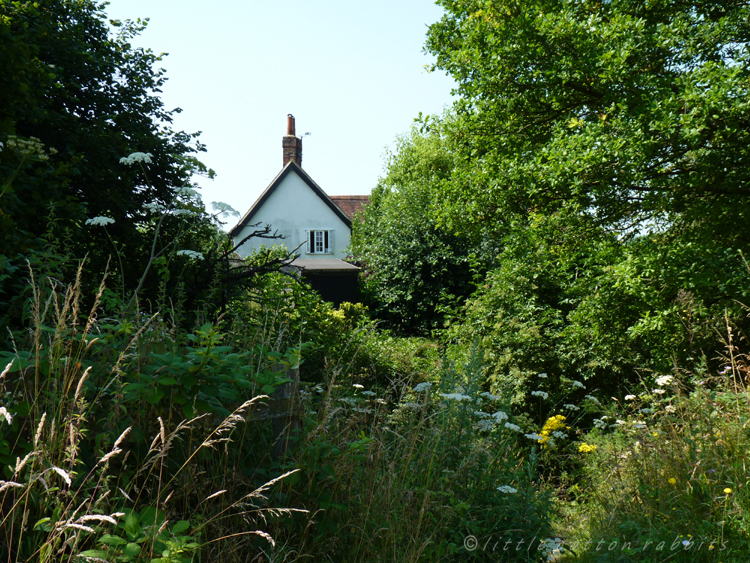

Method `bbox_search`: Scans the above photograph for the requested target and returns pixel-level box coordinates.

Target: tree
[423,0,750,393]
[426,0,750,239]
[0,0,211,331]
[351,117,493,334]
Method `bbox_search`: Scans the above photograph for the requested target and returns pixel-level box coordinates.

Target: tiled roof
[329,195,370,220]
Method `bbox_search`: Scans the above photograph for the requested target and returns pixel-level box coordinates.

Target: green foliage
[426,0,750,236]
[351,117,491,334]
[271,352,555,562]
[565,366,750,562]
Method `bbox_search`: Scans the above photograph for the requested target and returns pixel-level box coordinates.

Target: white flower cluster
[585,394,600,404]
[142,201,166,213]
[440,393,471,401]
[552,430,567,439]
[474,419,497,432]
[361,390,377,397]
[85,216,115,227]
[625,394,637,401]
[120,152,153,165]
[593,418,608,430]
[632,422,647,429]
[537,372,548,378]
[413,382,432,393]
[656,375,674,386]
[177,250,203,260]
[531,390,549,400]
[563,403,580,411]
[479,391,501,401]
[352,384,364,389]
[474,411,491,418]
[504,422,522,432]
[492,410,509,422]
[172,209,197,217]
[525,433,543,441]
[0,406,12,425]
[572,380,586,389]
[640,408,654,414]
[540,537,565,560]
[497,485,517,494]
[665,404,676,413]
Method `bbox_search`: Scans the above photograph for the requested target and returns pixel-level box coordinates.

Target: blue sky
[105,0,456,223]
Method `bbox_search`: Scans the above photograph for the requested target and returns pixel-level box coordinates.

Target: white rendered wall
[234,171,351,259]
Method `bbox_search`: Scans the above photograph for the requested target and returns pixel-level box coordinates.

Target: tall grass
[559,329,750,563]
[0,265,301,562]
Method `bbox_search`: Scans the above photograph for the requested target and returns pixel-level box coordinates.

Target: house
[230,115,369,305]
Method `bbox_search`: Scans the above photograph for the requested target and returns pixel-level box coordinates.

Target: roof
[290,258,360,272]
[229,160,353,237]
[329,195,370,220]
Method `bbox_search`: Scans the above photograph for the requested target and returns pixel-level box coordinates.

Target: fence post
[269,364,301,459]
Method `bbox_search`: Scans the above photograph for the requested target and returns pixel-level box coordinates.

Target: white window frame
[305,229,335,255]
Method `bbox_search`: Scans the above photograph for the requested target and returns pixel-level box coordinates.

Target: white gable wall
[234,171,351,259]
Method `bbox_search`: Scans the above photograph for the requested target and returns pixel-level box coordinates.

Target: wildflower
[563,403,580,410]
[640,408,654,414]
[492,410,509,422]
[143,201,166,213]
[479,391,501,401]
[552,431,567,439]
[352,384,364,389]
[724,488,733,494]
[120,152,153,165]
[625,394,636,401]
[537,372,548,378]
[504,422,521,432]
[656,375,674,386]
[0,407,11,425]
[177,250,204,260]
[682,540,691,547]
[665,405,676,413]
[497,485,517,494]
[172,208,197,217]
[652,388,666,395]
[579,443,597,453]
[524,433,543,441]
[440,393,471,401]
[572,380,585,389]
[85,216,115,227]
[413,382,432,393]
[530,390,549,400]
[593,419,608,429]
[474,411,491,418]
[361,390,376,397]
[668,478,677,485]
[720,366,732,375]
[474,419,497,432]
[584,394,600,404]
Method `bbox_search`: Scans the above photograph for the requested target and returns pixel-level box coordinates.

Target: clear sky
[105,0,456,224]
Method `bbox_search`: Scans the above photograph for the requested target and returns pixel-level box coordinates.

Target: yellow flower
[668,478,677,485]
[724,487,733,494]
[579,443,597,453]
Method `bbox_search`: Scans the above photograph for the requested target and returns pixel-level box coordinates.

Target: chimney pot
[282,114,302,167]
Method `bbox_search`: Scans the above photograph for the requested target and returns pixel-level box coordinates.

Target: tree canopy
[426,0,750,239]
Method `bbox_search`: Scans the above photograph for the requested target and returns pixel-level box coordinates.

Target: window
[306,229,334,254]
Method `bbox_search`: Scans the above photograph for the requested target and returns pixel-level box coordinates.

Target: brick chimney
[282,114,302,167]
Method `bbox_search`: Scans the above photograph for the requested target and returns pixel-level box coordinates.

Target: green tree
[424,0,750,393]
[0,0,212,331]
[426,0,750,238]
[351,118,490,334]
